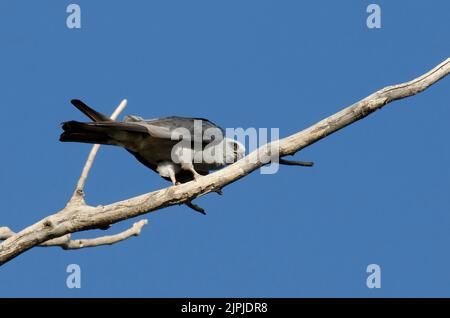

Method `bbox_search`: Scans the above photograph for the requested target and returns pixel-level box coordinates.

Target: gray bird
[60,99,245,188]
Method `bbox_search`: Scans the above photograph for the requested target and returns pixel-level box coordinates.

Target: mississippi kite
[60,100,245,187]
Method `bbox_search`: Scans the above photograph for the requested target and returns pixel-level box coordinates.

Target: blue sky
[0,1,449,297]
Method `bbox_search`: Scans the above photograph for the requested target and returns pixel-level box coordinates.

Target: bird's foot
[191,170,202,181]
[169,175,178,186]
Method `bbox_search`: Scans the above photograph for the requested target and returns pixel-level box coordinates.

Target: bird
[60,99,245,188]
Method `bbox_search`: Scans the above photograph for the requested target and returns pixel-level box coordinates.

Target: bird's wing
[130,116,225,143]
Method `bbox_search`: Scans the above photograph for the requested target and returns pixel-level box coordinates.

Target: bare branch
[0,220,148,250]
[0,58,448,266]
[69,99,128,205]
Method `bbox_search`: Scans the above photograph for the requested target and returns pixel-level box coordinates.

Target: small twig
[0,220,148,249]
[185,201,206,215]
[69,99,128,205]
[279,158,314,167]
[61,219,148,249]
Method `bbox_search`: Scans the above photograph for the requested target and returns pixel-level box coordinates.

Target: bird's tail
[59,121,148,145]
[60,121,112,145]
[70,99,111,122]
[61,99,146,146]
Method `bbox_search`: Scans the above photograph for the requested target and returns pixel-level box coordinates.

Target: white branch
[0,220,148,249]
[0,58,448,265]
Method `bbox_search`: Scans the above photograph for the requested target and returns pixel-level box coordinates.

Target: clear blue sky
[0,1,449,297]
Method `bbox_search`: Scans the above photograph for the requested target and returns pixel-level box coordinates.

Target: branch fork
[0,99,148,252]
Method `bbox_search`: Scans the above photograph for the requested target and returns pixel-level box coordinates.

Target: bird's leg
[156,161,181,185]
[190,168,202,180]
[181,162,202,181]
[168,168,178,186]
[175,147,203,181]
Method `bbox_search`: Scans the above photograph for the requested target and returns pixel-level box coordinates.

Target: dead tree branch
[0,220,148,250]
[0,58,448,266]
